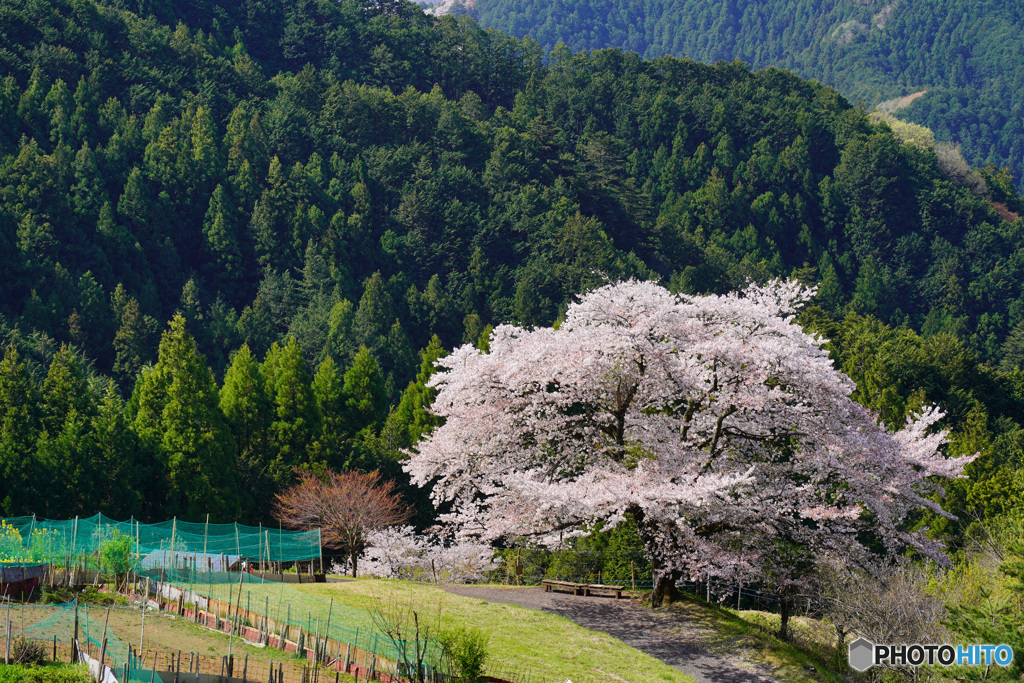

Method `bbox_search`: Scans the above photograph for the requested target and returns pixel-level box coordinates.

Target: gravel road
[443,585,780,683]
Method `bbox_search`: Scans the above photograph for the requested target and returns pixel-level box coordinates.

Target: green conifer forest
[0,0,1023,546]
[466,0,1024,191]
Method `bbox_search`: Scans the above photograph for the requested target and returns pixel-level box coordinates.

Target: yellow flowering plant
[0,520,27,563]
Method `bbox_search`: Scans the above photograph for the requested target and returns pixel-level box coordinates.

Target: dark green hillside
[466,0,1024,190]
[0,0,1022,533]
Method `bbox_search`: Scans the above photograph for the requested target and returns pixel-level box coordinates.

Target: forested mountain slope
[1,0,1023,533]
[464,0,1024,190]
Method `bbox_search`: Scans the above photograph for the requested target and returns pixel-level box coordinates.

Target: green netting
[6,575,442,680]
[14,602,137,672]
[0,514,321,568]
[154,567,441,670]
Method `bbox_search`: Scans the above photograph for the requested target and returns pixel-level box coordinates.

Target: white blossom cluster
[355,526,499,583]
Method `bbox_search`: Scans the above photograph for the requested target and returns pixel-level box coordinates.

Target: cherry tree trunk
[651,570,684,607]
[631,506,684,607]
[777,596,794,642]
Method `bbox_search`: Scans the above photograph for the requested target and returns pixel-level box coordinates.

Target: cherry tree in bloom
[405,279,974,635]
[357,526,498,582]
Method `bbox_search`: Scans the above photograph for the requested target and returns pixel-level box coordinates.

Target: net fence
[0,514,321,570]
[155,566,441,667]
[6,602,136,670]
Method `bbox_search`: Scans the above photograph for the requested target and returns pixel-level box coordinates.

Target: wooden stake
[630,561,635,591]
[5,597,11,664]
[263,596,270,644]
[98,606,111,674]
[322,599,333,662]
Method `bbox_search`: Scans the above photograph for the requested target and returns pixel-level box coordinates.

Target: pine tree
[117,167,151,235]
[263,337,320,487]
[41,345,95,434]
[72,272,114,365]
[133,314,239,520]
[353,272,393,351]
[320,299,357,365]
[112,297,158,388]
[220,344,275,512]
[0,345,42,515]
[381,335,447,451]
[71,143,108,221]
[36,405,95,518]
[92,384,145,518]
[202,184,243,293]
[381,319,416,396]
[342,345,387,434]
[310,356,346,469]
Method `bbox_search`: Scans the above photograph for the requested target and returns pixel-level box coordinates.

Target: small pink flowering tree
[405,280,973,638]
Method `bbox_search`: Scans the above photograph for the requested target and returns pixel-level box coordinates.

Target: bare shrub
[369,592,446,683]
[11,637,48,664]
[818,560,953,680]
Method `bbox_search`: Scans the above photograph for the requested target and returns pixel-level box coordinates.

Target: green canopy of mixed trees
[464,0,1024,191]
[1,0,1024,539]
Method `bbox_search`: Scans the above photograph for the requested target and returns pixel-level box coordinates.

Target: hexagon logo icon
[848,637,875,672]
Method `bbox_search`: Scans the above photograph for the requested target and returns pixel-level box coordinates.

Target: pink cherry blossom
[405,279,974,598]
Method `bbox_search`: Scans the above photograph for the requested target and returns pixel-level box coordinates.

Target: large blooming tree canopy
[406,280,973,592]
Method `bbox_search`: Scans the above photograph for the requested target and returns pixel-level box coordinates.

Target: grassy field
[4,602,355,683]
[7,578,850,683]
[195,578,695,683]
[8,579,847,683]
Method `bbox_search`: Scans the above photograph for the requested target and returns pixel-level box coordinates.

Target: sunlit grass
[198,577,694,683]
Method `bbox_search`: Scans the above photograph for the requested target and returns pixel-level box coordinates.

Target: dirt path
[443,586,780,683]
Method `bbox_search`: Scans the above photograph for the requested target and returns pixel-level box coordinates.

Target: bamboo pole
[263,530,270,584]
[73,516,79,582]
[170,517,178,582]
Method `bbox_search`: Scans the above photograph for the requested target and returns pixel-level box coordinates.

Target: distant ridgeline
[1,0,1024,534]
[462,0,1024,191]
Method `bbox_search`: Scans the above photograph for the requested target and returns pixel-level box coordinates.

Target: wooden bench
[542,579,624,599]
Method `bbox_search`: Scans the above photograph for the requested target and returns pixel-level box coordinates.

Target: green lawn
[195,578,695,683]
